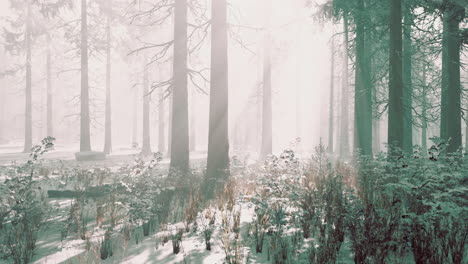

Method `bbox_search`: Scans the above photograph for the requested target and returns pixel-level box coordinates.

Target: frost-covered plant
[220,208,242,264]
[0,137,54,264]
[117,152,171,236]
[171,227,184,254]
[100,229,113,260]
[184,189,201,232]
[198,207,217,251]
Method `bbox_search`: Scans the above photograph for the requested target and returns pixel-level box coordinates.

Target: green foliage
[0,137,55,264]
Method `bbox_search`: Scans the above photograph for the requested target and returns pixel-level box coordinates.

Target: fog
[0,0,335,157]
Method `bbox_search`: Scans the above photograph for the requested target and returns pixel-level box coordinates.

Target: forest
[0,0,467,263]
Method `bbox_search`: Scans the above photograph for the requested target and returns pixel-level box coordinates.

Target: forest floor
[0,143,422,264]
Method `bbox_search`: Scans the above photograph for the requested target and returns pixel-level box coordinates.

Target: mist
[0,0,467,263]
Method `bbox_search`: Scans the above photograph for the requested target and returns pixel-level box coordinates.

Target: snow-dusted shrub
[220,208,243,264]
[0,137,54,264]
[184,189,201,232]
[171,227,184,254]
[198,207,217,250]
[100,229,113,260]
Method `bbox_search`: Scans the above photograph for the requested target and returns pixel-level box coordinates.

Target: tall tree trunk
[141,61,151,155]
[421,65,428,156]
[46,32,53,138]
[328,36,335,154]
[23,1,33,153]
[189,89,196,152]
[80,0,91,152]
[373,119,380,153]
[353,0,372,157]
[445,4,464,154]
[340,15,350,158]
[132,87,138,147]
[169,0,189,173]
[0,49,4,144]
[260,4,272,160]
[167,93,172,157]
[206,0,230,193]
[103,10,112,154]
[158,87,165,153]
[440,15,449,141]
[402,5,413,154]
[388,0,404,154]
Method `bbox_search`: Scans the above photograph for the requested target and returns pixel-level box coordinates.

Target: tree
[80,0,91,152]
[158,87,166,153]
[353,0,373,157]
[46,32,53,138]
[3,0,70,152]
[141,60,152,155]
[169,0,189,174]
[402,3,413,154]
[103,0,112,154]
[387,0,404,153]
[24,1,33,153]
[260,30,272,160]
[189,88,196,152]
[340,14,350,158]
[444,3,464,153]
[328,35,335,154]
[206,0,230,194]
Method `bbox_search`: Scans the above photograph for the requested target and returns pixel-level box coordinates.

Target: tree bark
[328,36,335,154]
[158,87,166,153]
[23,1,33,153]
[80,0,91,152]
[206,0,230,193]
[103,9,112,154]
[388,0,404,154]
[440,15,449,141]
[141,61,151,155]
[169,0,189,173]
[353,0,372,157]
[132,86,138,147]
[421,65,428,156]
[260,4,272,160]
[0,49,4,143]
[46,32,53,138]
[445,4,464,154]
[189,88,196,152]
[402,5,413,154]
[340,15,350,158]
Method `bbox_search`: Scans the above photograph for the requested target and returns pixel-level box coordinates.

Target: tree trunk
[189,89,196,152]
[103,10,112,154]
[388,0,404,154]
[206,0,230,194]
[445,4,464,154]
[421,65,428,156]
[402,6,413,154]
[440,16,449,141]
[46,33,53,138]
[0,49,4,144]
[158,87,165,153]
[260,24,273,160]
[328,36,335,154]
[353,0,372,157]
[141,61,151,155]
[132,86,138,147]
[23,1,33,153]
[168,93,173,157]
[340,15,350,158]
[373,119,380,153]
[169,0,189,174]
[80,0,91,152]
